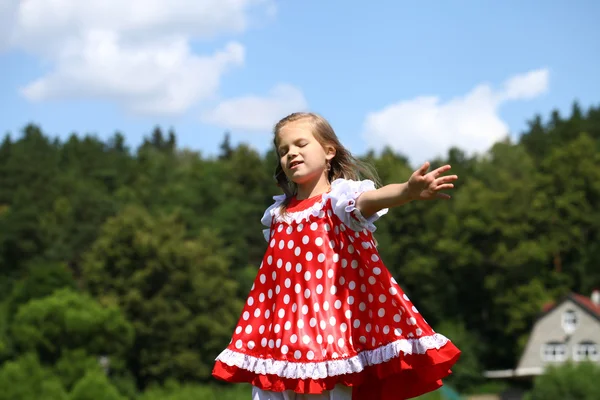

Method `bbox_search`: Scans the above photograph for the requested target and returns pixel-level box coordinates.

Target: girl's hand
[408,162,457,201]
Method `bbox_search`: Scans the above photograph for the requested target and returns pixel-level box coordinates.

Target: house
[485,289,600,380]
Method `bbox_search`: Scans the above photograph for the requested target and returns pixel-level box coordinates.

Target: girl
[212,112,461,400]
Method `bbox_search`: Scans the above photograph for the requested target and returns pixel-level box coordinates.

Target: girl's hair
[273,112,381,210]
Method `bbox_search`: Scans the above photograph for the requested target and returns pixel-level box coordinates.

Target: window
[541,342,567,362]
[574,341,599,362]
[561,309,578,334]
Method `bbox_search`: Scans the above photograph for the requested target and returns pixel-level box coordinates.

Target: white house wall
[516,299,600,373]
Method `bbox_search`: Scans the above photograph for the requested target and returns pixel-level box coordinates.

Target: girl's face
[276,120,335,186]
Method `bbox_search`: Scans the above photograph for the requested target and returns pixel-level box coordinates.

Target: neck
[296,174,330,200]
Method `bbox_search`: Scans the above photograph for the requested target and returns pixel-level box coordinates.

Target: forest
[0,102,599,399]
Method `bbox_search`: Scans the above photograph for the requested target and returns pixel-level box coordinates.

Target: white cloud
[362,68,550,166]
[1,0,274,115]
[21,34,245,115]
[0,0,18,51]
[201,84,308,132]
[501,69,549,101]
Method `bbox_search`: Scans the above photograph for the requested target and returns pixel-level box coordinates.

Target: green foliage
[435,321,484,392]
[7,261,77,320]
[54,349,105,391]
[81,205,242,385]
[0,353,68,400]
[524,362,600,400]
[10,288,134,363]
[0,102,599,396]
[0,301,9,360]
[69,369,127,400]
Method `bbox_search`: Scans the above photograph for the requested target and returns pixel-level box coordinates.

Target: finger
[432,164,452,177]
[436,193,452,200]
[436,175,458,184]
[435,183,454,191]
[418,161,430,176]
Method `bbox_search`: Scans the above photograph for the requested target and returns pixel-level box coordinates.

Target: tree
[69,370,127,400]
[10,288,134,365]
[0,352,67,400]
[525,362,600,400]
[218,132,234,160]
[82,205,242,386]
[6,261,77,324]
[434,320,484,392]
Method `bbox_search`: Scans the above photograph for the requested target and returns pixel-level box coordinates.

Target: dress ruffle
[213,336,460,399]
[261,179,389,241]
[328,179,388,233]
[215,333,449,380]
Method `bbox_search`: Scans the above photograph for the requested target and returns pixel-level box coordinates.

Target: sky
[1,0,599,166]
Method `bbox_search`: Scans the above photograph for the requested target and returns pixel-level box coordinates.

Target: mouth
[288,160,303,169]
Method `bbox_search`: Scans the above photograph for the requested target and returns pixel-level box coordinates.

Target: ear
[325,145,336,161]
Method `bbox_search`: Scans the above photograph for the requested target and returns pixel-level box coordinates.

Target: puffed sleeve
[328,178,388,232]
[261,194,286,242]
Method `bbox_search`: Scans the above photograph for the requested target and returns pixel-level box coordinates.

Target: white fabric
[252,384,352,400]
[327,179,388,232]
[261,179,388,241]
[216,333,449,380]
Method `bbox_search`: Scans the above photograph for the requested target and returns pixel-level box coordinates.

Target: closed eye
[277,140,308,156]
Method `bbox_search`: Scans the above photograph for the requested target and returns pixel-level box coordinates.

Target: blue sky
[1,0,598,165]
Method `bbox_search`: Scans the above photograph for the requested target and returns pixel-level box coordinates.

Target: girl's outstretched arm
[357,162,457,219]
[356,182,413,219]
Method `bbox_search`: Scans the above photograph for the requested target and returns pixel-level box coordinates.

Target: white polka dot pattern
[225,196,432,364]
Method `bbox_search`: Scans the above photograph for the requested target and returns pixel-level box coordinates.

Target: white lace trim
[260,179,388,241]
[272,194,329,226]
[215,333,449,380]
[329,179,388,233]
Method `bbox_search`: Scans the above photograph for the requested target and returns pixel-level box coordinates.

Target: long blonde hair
[273,112,381,210]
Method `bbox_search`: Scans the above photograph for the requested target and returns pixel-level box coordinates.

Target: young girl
[212,112,461,400]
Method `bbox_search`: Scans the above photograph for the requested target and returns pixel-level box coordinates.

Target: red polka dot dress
[213,179,461,400]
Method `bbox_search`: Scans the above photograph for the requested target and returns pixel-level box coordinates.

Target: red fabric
[287,193,325,211]
[212,192,461,399]
[213,343,461,399]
